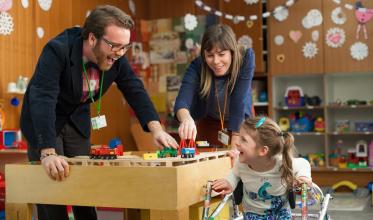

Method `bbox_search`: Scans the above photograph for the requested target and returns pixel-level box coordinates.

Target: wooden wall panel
[323,0,373,73]
[220,1,264,72]
[268,0,324,75]
[34,0,73,59]
[0,0,34,129]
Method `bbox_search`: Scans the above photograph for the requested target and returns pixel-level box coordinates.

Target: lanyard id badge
[83,62,106,130]
[215,80,230,146]
[91,115,107,130]
[218,130,230,146]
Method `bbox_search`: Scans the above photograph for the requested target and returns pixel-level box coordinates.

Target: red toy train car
[90,144,123,159]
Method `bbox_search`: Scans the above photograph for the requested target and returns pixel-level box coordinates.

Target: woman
[174,24,255,148]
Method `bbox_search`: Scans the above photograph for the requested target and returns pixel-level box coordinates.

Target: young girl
[212,117,311,219]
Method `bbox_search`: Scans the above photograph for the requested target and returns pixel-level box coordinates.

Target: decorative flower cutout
[331,7,347,25]
[184,13,198,31]
[350,42,368,61]
[302,9,323,29]
[0,11,13,35]
[238,35,253,49]
[36,26,44,39]
[37,0,52,11]
[0,0,12,12]
[244,0,259,5]
[273,7,289,22]
[312,30,319,42]
[274,35,284,46]
[326,27,345,48]
[302,42,318,59]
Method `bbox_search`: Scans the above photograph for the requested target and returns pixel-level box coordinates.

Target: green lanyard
[82,63,104,116]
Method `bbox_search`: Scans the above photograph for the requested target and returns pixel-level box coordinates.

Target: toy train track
[66,151,229,167]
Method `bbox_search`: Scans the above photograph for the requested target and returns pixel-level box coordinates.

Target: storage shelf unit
[271,73,373,172]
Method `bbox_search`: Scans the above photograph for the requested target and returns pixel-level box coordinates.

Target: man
[20,5,178,220]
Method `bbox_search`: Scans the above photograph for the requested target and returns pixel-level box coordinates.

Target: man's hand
[148,121,178,149]
[41,154,70,181]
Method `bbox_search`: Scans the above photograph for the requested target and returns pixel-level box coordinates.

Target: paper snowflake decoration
[184,13,197,31]
[0,12,13,35]
[331,7,347,25]
[302,42,318,59]
[38,0,52,11]
[350,42,368,61]
[238,35,253,49]
[185,38,194,49]
[244,0,259,5]
[36,26,44,39]
[273,7,289,22]
[325,27,345,48]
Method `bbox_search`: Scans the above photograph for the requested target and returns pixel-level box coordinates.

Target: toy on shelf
[314,116,325,132]
[0,129,27,150]
[196,141,210,148]
[305,95,322,106]
[289,112,313,132]
[308,153,325,167]
[329,141,343,167]
[0,172,4,212]
[335,120,350,133]
[355,140,368,167]
[279,117,290,131]
[157,147,178,158]
[179,139,199,158]
[354,121,373,132]
[90,142,123,159]
[284,86,305,107]
[369,140,373,168]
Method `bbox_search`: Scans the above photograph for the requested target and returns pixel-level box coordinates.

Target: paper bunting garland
[325,27,345,48]
[195,0,298,24]
[302,42,318,59]
[350,42,368,61]
[37,0,52,11]
[128,0,136,15]
[244,0,259,5]
[273,7,289,22]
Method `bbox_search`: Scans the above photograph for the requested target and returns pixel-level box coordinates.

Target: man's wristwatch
[40,152,58,161]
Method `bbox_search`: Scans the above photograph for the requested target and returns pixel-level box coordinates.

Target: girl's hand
[294,176,312,188]
[211,179,233,195]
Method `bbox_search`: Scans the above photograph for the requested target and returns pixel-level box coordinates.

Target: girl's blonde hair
[241,116,296,189]
[200,24,244,98]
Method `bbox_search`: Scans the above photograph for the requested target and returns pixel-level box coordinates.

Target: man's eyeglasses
[101,37,132,53]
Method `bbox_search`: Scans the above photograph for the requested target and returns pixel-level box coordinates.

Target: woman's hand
[178,117,197,140]
[211,179,233,195]
[148,121,179,149]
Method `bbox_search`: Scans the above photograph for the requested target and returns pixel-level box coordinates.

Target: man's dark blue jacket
[20,27,159,151]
